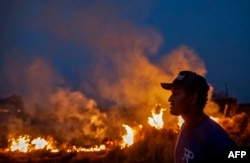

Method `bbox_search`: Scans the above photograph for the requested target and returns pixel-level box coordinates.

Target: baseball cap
[161,71,209,91]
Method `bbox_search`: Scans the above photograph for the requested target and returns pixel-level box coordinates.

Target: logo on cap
[176,74,185,81]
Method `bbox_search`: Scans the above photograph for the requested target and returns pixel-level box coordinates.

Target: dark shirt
[175,115,236,163]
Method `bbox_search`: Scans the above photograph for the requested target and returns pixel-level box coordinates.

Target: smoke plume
[0,1,223,145]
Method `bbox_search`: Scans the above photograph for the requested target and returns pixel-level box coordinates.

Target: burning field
[0,96,250,163]
[1,44,250,163]
[1,2,250,162]
[0,99,178,162]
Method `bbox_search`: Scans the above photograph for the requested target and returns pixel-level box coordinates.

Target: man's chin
[170,110,180,116]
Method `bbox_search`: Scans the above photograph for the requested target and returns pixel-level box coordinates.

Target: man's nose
[168,95,172,102]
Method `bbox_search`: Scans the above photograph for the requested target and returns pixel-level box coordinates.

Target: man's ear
[190,92,198,104]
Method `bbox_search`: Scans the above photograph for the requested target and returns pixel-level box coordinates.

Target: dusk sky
[1,0,250,105]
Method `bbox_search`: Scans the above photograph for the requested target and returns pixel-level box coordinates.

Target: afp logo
[225,147,250,163]
[228,151,246,158]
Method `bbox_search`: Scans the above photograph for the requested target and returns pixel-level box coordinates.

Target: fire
[121,124,134,148]
[148,104,165,129]
[9,135,30,153]
[8,135,58,153]
[66,145,106,153]
[210,116,219,123]
[119,104,167,149]
[6,135,107,153]
[177,116,184,129]
[31,137,49,150]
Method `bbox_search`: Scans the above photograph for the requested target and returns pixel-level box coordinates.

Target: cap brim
[160,83,173,90]
[161,83,185,90]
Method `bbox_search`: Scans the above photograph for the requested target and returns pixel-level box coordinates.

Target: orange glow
[0,109,9,113]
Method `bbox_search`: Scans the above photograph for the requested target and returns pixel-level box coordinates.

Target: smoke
[0,51,64,114]
[47,88,108,145]
[158,45,207,76]
[0,51,109,145]
[0,1,223,145]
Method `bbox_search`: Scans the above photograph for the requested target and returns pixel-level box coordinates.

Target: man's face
[168,88,191,116]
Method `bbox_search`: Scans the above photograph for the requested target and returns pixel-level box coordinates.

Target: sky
[0,0,250,106]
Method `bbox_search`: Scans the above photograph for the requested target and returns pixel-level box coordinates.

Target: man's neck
[182,110,207,127]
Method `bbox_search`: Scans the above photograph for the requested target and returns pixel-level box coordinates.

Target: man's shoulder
[199,117,236,146]
[200,116,224,131]
[195,116,233,140]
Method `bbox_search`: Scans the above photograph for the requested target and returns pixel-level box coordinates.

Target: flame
[6,135,109,153]
[148,105,165,129]
[121,124,134,148]
[3,106,223,155]
[210,116,219,123]
[6,135,107,153]
[177,116,184,129]
[66,145,106,153]
[9,135,30,153]
[8,135,58,153]
[31,137,48,149]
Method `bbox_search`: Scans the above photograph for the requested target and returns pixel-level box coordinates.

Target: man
[161,70,236,163]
